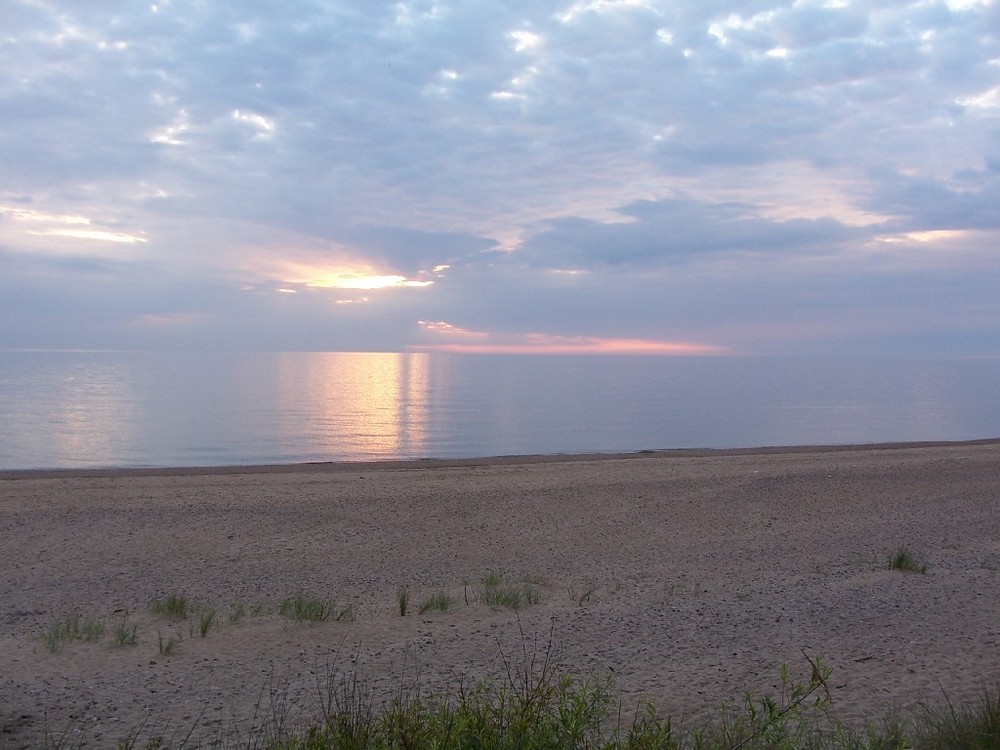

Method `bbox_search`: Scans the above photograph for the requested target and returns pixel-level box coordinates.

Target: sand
[1,441,999,748]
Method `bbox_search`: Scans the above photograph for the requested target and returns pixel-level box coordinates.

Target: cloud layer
[2,0,998,355]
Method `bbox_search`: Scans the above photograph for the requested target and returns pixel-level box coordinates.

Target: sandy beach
[1,441,999,748]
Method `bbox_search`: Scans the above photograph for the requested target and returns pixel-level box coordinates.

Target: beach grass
[478,573,542,610]
[889,548,929,574]
[34,639,1000,749]
[278,596,332,623]
[334,604,356,623]
[417,591,454,614]
[196,607,217,637]
[911,688,1000,750]
[149,593,189,619]
[39,613,105,653]
[245,652,1000,750]
[396,586,409,617]
[110,617,139,647]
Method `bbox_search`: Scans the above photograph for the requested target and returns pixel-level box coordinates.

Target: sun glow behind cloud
[307,273,432,290]
[250,254,436,293]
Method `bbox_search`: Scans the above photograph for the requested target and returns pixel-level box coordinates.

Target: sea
[0,350,998,470]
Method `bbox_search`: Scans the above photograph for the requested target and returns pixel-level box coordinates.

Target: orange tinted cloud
[412,321,727,355]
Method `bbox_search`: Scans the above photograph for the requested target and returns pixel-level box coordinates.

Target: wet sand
[2,441,999,747]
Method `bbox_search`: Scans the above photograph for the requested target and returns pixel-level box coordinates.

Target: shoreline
[3,436,999,480]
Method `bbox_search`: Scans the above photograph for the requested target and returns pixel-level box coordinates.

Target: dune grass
[477,573,543,610]
[149,593,189,619]
[34,624,1000,750]
[110,617,139,647]
[334,604,356,623]
[278,596,333,623]
[259,651,1000,750]
[417,592,454,614]
[28,587,998,749]
[196,607,217,637]
[890,548,929,574]
[39,613,105,653]
[229,602,247,624]
[911,688,1000,749]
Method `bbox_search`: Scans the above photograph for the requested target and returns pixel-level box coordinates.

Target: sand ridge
[1,441,999,747]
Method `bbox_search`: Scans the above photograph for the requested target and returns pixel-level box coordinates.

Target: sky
[1,0,999,357]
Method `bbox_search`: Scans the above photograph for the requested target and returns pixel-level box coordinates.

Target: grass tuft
[481,571,504,588]
[110,617,139,647]
[477,573,542,610]
[913,687,1000,750]
[335,604,356,623]
[266,648,866,750]
[197,607,217,637]
[149,593,189,619]
[39,613,105,653]
[889,548,929,574]
[279,596,332,623]
[396,586,409,617]
[417,592,453,614]
[43,633,1000,750]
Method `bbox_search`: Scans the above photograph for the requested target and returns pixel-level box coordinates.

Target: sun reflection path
[280,352,432,459]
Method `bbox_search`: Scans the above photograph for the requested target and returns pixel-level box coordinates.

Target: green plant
[111,617,139,647]
[478,575,541,610]
[39,613,105,653]
[697,654,832,750]
[417,592,453,614]
[279,596,332,623]
[396,586,409,617]
[197,607,217,637]
[228,602,246,624]
[114,730,165,750]
[92,653,1000,750]
[335,604,356,623]
[911,687,1000,750]
[481,571,504,588]
[149,593,189,619]
[889,548,928,574]
[249,602,271,618]
[524,585,542,605]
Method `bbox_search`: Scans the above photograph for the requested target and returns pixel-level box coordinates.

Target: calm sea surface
[0,351,997,470]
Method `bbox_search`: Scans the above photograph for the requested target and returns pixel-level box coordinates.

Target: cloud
[1,0,998,356]
[411,320,728,355]
[862,169,1000,232]
[513,198,867,270]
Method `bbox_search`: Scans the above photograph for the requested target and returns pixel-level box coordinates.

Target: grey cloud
[515,198,865,269]
[863,169,1000,231]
